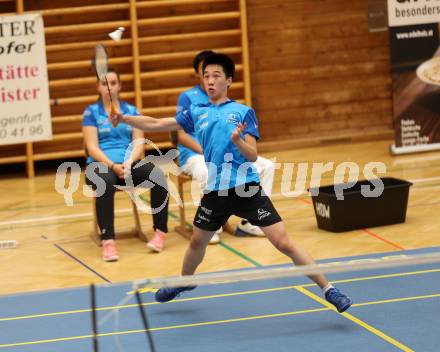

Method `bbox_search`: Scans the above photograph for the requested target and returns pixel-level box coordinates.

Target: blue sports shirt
[176,99,260,191]
[82,100,140,164]
[175,85,208,166]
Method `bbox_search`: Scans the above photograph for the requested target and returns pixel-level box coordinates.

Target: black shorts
[193,182,282,231]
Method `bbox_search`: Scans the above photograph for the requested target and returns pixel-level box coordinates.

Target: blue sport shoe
[325,288,352,313]
[155,286,196,303]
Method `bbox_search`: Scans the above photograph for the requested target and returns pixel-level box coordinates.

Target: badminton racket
[93,44,118,127]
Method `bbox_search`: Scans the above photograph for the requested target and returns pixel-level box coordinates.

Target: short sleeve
[176,93,191,114]
[82,107,97,127]
[243,108,259,140]
[176,108,194,134]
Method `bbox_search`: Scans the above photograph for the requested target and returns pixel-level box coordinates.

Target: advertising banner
[0,13,52,146]
[388,0,440,27]
[388,0,440,154]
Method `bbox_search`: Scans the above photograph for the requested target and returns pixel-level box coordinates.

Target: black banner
[389,22,440,153]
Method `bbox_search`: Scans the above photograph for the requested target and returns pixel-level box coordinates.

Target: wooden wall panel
[0,0,394,173]
[246,0,393,147]
[0,0,249,175]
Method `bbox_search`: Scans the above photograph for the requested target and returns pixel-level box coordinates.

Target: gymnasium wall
[0,0,394,174]
[247,0,394,149]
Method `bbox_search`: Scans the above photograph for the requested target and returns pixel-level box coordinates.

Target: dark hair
[96,67,120,82]
[192,50,215,72]
[202,53,235,79]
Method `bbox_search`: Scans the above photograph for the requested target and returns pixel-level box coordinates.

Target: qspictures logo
[54,139,388,211]
[388,0,440,27]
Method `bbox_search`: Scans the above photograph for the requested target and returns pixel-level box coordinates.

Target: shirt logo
[226,113,239,124]
[98,127,111,133]
[198,112,208,120]
[96,119,110,128]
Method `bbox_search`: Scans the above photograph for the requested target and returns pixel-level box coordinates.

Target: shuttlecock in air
[109,27,125,42]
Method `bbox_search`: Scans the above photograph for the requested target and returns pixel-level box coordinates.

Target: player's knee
[189,234,206,249]
[273,236,291,255]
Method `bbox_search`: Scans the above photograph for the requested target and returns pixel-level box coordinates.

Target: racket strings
[94,44,117,126]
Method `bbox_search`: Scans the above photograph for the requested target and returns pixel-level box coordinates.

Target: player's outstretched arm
[111,113,181,132]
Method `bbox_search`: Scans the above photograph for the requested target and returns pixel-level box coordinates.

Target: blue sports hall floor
[0,247,439,352]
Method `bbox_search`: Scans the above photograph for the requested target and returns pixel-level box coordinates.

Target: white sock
[323,283,334,293]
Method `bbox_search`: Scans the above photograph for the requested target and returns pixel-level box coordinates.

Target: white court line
[0,208,138,227]
[1,176,440,227]
[407,176,440,183]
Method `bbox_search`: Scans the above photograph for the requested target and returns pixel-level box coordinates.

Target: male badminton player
[110,53,352,313]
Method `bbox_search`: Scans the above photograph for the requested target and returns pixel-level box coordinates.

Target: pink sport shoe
[102,239,119,262]
[147,229,165,252]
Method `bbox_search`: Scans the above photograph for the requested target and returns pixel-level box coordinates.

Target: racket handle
[110,101,118,128]
[110,102,118,127]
